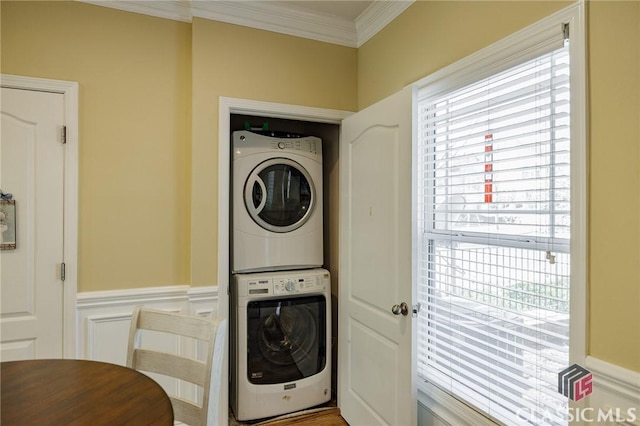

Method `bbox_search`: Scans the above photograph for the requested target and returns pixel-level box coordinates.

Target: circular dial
[285,280,295,292]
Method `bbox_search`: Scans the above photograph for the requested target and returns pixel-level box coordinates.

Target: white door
[338,86,416,426]
[1,87,66,361]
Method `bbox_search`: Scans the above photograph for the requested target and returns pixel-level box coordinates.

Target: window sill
[417,381,503,426]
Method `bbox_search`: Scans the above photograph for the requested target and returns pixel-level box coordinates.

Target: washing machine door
[246,295,327,385]
[244,158,315,233]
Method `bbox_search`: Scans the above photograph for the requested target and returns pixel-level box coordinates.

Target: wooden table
[1,359,174,425]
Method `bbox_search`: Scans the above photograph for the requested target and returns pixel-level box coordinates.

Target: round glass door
[246,295,327,384]
[244,158,315,233]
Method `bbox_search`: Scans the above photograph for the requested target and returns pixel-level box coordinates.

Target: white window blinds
[416,42,571,426]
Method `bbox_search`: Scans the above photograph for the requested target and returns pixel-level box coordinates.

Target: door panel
[350,319,399,423]
[350,126,401,311]
[338,86,415,426]
[1,87,65,361]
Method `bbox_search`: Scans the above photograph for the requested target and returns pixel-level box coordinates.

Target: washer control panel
[245,271,328,296]
[273,274,326,295]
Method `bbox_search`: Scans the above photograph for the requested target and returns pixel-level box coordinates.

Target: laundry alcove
[218,97,352,419]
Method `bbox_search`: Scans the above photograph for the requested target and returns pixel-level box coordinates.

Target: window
[415,7,586,426]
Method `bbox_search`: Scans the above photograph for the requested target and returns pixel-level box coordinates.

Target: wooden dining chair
[126,306,226,426]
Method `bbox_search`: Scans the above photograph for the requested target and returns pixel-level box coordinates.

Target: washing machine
[231,268,331,421]
[232,130,323,273]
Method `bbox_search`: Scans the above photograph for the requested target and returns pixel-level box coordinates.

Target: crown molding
[191,1,358,47]
[77,0,414,48]
[356,0,413,47]
[80,1,193,23]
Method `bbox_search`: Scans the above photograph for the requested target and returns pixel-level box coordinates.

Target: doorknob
[391,302,409,316]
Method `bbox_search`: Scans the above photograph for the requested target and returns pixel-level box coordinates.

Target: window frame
[411,3,587,424]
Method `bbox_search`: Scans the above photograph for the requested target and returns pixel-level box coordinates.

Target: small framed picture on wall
[1,199,16,250]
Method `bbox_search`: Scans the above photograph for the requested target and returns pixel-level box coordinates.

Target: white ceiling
[80,0,413,47]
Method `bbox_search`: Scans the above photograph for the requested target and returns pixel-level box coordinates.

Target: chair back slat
[136,308,216,341]
[132,349,207,386]
[126,306,225,426]
[171,397,203,426]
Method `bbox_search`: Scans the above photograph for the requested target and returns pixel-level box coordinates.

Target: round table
[0,359,174,425]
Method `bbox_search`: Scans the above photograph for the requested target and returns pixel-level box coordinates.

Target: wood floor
[231,407,349,426]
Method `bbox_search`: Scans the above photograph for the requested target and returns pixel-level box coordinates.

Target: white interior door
[338,86,416,426]
[1,87,65,361]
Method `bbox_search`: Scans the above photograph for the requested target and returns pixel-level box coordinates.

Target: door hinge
[60,126,67,144]
[563,23,570,42]
[61,262,66,281]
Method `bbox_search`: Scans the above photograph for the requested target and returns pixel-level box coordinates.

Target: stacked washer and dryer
[230,130,331,421]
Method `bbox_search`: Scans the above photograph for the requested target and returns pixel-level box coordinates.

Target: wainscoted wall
[76,286,638,426]
[584,357,640,426]
[417,358,640,426]
[76,285,220,411]
[76,285,219,364]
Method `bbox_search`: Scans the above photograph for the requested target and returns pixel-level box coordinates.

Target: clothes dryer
[231,268,331,421]
[232,130,323,273]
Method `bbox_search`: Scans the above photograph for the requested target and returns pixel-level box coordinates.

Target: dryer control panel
[269,139,320,155]
[233,130,322,161]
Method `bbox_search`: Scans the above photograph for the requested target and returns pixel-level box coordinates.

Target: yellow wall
[0,1,357,290]
[358,1,640,372]
[2,1,639,372]
[189,18,357,285]
[357,1,570,109]
[587,1,640,372]
[1,1,193,291]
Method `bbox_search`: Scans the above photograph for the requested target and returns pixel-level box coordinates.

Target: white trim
[565,1,589,370]
[187,286,220,319]
[415,3,581,101]
[217,96,350,426]
[192,1,357,47]
[187,285,219,304]
[76,285,191,308]
[75,284,219,409]
[584,357,640,426]
[217,96,351,321]
[76,0,412,48]
[83,311,134,360]
[413,2,588,424]
[1,73,79,360]
[418,382,501,426]
[75,285,219,358]
[585,357,640,405]
[356,0,414,47]
[80,0,193,22]
[419,356,640,426]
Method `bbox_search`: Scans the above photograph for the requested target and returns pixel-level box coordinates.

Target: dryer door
[244,158,315,233]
